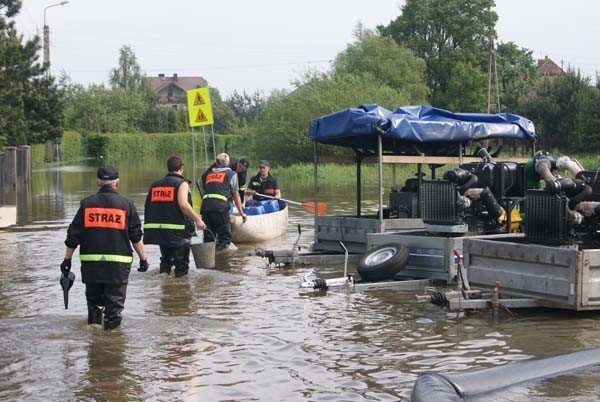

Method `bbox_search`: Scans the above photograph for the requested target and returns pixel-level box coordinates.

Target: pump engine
[388,147,525,234]
[524,152,600,245]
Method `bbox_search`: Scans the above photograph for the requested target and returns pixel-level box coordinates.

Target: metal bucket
[191,229,216,269]
[191,241,215,269]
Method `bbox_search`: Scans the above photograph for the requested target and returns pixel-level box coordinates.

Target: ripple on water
[4,178,600,400]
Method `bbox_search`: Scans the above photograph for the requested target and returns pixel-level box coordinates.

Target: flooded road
[2,160,600,401]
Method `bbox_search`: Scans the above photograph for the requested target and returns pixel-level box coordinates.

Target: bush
[85,132,249,163]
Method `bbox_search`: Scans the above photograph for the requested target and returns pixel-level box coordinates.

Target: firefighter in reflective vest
[201,157,250,203]
[61,166,148,330]
[144,156,206,277]
[201,153,247,251]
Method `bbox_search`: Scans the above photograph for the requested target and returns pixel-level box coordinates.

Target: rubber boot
[88,306,104,325]
[103,317,122,330]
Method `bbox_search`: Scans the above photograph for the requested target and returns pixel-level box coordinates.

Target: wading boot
[103,316,122,330]
[88,306,104,325]
[159,263,173,275]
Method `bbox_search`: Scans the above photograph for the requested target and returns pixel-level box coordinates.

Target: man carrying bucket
[144,156,206,277]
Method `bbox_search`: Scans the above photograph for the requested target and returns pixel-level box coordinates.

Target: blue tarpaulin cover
[308,105,536,156]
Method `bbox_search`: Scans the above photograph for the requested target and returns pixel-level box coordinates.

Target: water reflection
[78,330,142,402]
[2,160,600,401]
[159,277,193,316]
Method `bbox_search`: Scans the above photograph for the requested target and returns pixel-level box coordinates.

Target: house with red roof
[537,56,564,77]
[145,73,207,107]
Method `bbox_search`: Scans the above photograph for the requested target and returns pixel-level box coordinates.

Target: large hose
[568,183,593,210]
[476,147,494,163]
[556,156,584,177]
[411,348,600,402]
[576,201,600,217]
[537,154,592,211]
[535,157,556,182]
[443,168,479,194]
[479,187,503,220]
[544,178,593,210]
[464,187,503,220]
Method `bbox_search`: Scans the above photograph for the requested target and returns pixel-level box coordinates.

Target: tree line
[1,0,599,160]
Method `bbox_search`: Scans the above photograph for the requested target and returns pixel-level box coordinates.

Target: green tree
[141,105,187,133]
[109,45,145,92]
[574,84,600,152]
[251,72,414,164]
[225,90,264,127]
[24,77,64,143]
[334,30,429,102]
[495,42,538,112]
[379,0,496,109]
[63,84,146,133]
[521,69,590,151]
[0,0,63,146]
[209,87,239,134]
[250,30,429,163]
[437,62,487,112]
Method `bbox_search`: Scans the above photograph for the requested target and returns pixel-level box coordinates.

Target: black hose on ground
[411,348,600,402]
[411,373,462,402]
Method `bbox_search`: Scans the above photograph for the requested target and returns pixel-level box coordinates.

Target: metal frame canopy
[308,104,536,156]
[308,104,537,230]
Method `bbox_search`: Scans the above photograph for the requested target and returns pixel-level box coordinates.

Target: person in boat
[201,157,250,202]
[245,159,281,203]
[144,156,206,277]
[61,166,148,330]
[201,152,247,251]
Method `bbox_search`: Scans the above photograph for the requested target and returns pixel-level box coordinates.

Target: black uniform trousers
[159,244,191,277]
[201,209,231,250]
[85,282,127,330]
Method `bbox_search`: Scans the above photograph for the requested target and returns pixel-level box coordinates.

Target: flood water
[2,158,600,401]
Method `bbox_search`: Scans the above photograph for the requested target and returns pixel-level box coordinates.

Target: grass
[275,162,430,187]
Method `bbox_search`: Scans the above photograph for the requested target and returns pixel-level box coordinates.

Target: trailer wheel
[357,243,409,282]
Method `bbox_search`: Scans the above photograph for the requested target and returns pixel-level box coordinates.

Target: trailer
[262,105,537,286]
[457,236,600,310]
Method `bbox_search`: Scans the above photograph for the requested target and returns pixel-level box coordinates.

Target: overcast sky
[14,0,600,98]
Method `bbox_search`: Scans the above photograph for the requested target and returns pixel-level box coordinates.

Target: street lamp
[43,1,69,78]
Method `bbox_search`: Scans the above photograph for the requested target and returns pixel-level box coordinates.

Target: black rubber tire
[357,243,409,282]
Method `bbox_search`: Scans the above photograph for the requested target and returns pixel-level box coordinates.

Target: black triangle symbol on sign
[194,93,205,106]
[195,109,208,123]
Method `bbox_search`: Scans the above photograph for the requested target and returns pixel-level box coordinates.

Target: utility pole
[43,25,49,75]
[486,38,493,114]
[43,1,69,78]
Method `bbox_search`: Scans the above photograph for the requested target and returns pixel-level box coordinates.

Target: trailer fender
[357,243,409,282]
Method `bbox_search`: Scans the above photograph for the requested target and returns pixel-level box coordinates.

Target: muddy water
[1,160,600,401]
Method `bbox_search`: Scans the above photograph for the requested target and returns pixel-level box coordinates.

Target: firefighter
[143,156,206,277]
[201,153,247,251]
[201,157,250,202]
[61,166,148,330]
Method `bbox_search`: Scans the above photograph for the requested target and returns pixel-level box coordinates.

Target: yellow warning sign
[195,108,208,124]
[187,87,213,127]
[193,92,206,106]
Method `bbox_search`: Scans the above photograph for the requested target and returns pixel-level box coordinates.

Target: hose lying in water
[410,347,600,402]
